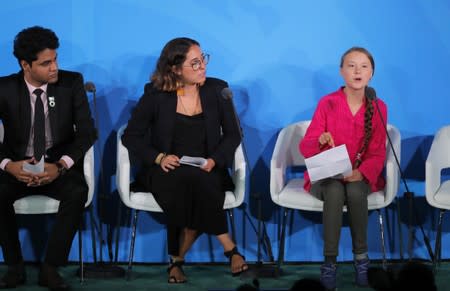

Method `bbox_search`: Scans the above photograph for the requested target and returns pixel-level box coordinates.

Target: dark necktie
[33,88,45,161]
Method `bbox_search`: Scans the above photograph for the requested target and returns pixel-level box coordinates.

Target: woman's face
[340,51,373,91]
[176,45,207,86]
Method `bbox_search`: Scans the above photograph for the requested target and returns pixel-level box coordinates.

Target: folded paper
[22,156,44,174]
[180,155,207,167]
[305,144,352,182]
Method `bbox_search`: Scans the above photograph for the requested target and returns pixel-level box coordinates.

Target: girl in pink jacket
[299,47,387,290]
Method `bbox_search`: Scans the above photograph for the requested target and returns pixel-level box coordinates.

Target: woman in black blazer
[122,37,248,283]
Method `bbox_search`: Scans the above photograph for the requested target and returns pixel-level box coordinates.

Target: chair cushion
[14,196,60,214]
[129,191,164,212]
[223,191,237,209]
[434,180,450,208]
[129,190,238,213]
[14,192,93,215]
[276,178,387,212]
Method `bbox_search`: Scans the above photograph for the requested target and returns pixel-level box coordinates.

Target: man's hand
[5,159,35,184]
[30,162,63,186]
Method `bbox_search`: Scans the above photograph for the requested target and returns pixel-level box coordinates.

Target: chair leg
[88,207,98,263]
[433,209,445,273]
[127,209,139,281]
[227,209,237,243]
[438,212,444,264]
[395,197,404,260]
[78,221,84,283]
[114,202,123,263]
[377,209,387,269]
[277,208,289,270]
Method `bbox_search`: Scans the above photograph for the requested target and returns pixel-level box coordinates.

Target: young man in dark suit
[0,26,96,290]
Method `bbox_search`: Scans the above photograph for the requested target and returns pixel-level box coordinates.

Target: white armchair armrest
[426,125,450,202]
[384,125,401,206]
[116,125,132,208]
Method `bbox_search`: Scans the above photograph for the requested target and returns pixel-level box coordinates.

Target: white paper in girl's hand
[305,144,352,182]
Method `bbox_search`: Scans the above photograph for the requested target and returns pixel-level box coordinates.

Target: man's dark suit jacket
[0,70,96,172]
[122,77,241,190]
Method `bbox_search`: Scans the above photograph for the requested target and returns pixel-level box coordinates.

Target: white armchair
[116,124,246,279]
[425,125,450,270]
[0,123,94,282]
[270,120,400,268]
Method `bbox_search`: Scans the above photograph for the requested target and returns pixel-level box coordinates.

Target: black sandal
[224,247,249,277]
[167,259,187,284]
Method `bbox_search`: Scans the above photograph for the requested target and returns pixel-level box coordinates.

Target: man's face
[22,48,58,87]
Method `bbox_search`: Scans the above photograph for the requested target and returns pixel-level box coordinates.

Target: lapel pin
[48,96,56,107]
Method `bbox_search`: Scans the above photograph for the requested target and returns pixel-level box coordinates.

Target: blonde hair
[341,47,376,168]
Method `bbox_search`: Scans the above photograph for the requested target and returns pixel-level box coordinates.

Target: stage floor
[1,260,448,290]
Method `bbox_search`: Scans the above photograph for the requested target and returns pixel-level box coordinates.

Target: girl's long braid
[354,97,374,168]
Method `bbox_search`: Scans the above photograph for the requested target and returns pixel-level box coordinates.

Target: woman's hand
[343,169,364,182]
[319,132,335,148]
[160,154,180,172]
[201,158,215,172]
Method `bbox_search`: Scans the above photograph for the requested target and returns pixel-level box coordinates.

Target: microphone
[220,87,243,138]
[84,81,106,258]
[220,87,277,275]
[365,86,377,100]
[368,86,434,261]
[221,87,233,101]
[82,81,125,278]
[85,81,96,93]
[85,81,99,139]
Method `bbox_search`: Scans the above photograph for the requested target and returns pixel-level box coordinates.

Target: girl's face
[340,51,373,91]
[174,45,207,86]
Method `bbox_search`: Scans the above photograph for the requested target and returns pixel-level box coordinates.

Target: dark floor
[1,260,449,291]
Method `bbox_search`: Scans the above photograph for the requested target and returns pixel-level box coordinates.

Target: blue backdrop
[1,0,449,264]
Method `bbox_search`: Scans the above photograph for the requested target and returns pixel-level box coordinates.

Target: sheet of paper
[22,157,44,174]
[179,156,207,167]
[304,144,352,182]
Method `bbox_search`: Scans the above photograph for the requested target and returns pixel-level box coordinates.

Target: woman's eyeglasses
[184,53,210,71]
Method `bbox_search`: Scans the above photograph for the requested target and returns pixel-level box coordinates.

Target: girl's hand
[319,132,335,148]
[343,169,364,182]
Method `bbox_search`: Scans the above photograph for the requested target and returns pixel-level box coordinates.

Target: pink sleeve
[0,158,12,171]
[299,99,331,158]
[358,99,388,185]
[60,155,74,169]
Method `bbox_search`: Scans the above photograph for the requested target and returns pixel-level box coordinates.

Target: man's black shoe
[38,263,70,291]
[0,264,26,289]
